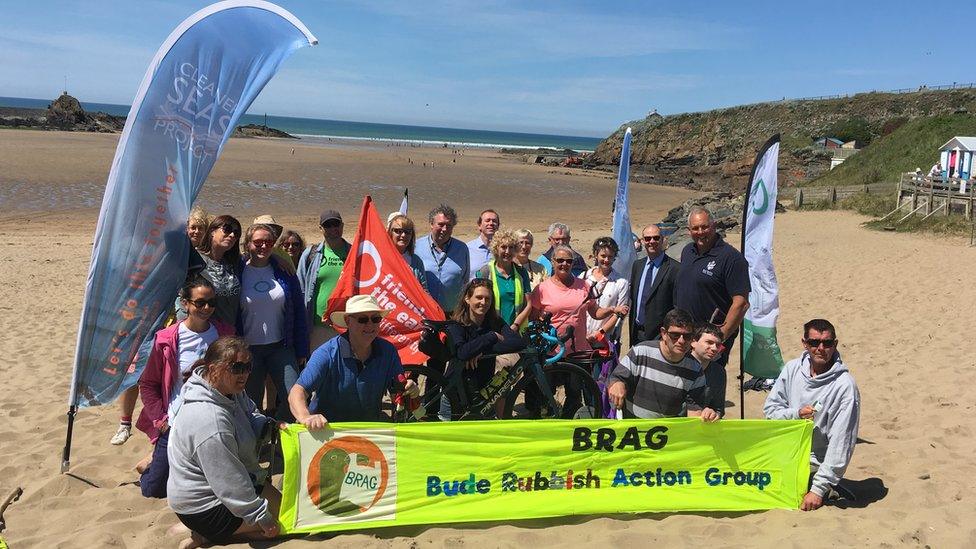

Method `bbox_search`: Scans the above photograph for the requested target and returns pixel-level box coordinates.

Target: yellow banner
[279,419,813,534]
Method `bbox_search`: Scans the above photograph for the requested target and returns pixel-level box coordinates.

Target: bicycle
[391,314,603,422]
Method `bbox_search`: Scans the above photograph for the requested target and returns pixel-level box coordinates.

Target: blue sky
[0,1,962,136]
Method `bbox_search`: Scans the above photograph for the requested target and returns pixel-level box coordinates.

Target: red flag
[325,196,445,363]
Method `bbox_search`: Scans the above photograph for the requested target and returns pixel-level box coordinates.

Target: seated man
[688,322,724,417]
[763,318,860,511]
[288,295,418,429]
[607,309,718,422]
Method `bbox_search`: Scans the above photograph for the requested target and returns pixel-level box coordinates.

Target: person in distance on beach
[275,229,305,269]
[288,295,418,429]
[512,228,547,290]
[135,277,234,498]
[687,323,725,417]
[607,309,718,421]
[239,224,309,421]
[674,206,750,417]
[536,222,588,277]
[297,209,351,349]
[387,213,429,291]
[628,223,678,347]
[473,229,531,330]
[415,204,470,314]
[580,236,630,346]
[467,208,500,277]
[763,319,860,511]
[167,337,281,549]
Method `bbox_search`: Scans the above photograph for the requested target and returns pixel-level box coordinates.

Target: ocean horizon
[0,96,603,151]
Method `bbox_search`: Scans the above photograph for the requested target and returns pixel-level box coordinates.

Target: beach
[1,129,974,547]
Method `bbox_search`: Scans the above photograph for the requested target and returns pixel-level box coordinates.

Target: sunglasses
[553,257,573,264]
[642,235,662,242]
[282,241,303,249]
[187,298,216,309]
[391,227,413,235]
[805,338,836,348]
[353,315,384,325]
[230,361,252,375]
[217,224,240,236]
[251,238,274,248]
[665,331,693,342]
[322,220,342,229]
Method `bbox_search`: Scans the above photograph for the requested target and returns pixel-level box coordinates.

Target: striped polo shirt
[609,341,707,418]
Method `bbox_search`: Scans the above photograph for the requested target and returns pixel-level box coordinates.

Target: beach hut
[938,136,976,179]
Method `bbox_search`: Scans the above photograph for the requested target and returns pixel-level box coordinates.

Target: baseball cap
[319,209,342,226]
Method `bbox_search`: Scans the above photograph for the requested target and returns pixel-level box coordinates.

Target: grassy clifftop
[803,114,976,187]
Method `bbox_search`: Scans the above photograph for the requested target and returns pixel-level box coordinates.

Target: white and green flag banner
[741,135,784,379]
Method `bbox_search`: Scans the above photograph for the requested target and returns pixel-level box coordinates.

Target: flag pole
[60,405,77,473]
[739,133,780,419]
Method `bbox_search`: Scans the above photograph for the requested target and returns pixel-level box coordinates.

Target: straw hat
[329,295,390,328]
[252,214,283,238]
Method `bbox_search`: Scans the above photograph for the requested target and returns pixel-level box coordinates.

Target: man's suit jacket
[628,254,678,347]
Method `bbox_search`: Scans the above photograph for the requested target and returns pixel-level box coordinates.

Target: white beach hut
[938,136,976,179]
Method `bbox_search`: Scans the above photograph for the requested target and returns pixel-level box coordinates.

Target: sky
[0,1,965,137]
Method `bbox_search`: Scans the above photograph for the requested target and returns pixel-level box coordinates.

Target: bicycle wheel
[500,362,603,419]
[391,365,456,423]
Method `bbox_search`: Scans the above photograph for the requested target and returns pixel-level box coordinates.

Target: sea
[0,96,603,152]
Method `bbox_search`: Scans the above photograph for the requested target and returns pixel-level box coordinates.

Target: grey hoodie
[763,352,860,497]
[166,368,275,530]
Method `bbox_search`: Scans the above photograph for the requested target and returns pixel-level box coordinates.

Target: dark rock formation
[233,124,297,139]
[0,93,124,132]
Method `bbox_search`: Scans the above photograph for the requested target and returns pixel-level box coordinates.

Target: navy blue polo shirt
[296,334,403,422]
[675,237,750,326]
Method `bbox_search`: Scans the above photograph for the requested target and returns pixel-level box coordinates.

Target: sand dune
[0,130,973,547]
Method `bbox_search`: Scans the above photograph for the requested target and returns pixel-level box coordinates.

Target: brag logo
[306,435,391,517]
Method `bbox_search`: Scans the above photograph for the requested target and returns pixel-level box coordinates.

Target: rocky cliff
[588,88,976,191]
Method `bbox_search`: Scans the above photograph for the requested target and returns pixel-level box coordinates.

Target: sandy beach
[1,129,974,547]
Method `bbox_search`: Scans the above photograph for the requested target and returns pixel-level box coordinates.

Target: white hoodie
[763,352,860,497]
[167,368,275,529]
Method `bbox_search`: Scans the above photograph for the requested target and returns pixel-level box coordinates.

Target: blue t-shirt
[296,334,404,422]
[674,237,750,329]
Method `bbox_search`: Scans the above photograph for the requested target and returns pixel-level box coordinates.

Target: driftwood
[0,486,23,532]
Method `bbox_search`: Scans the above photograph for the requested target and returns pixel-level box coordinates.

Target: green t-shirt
[313,241,349,325]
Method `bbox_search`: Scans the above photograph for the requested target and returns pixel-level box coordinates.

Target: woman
[188,215,244,326]
[516,246,627,353]
[275,230,306,269]
[474,230,531,330]
[239,223,309,420]
[187,207,210,249]
[513,229,547,290]
[167,336,280,548]
[580,237,631,344]
[387,214,429,291]
[136,277,235,498]
[444,279,526,418]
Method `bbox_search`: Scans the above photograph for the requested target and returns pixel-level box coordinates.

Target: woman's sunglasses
[217,224,240,236]
[282,241,303,249]
[391,228,413,235]
[187,298,216,309]
[230,361,252,375]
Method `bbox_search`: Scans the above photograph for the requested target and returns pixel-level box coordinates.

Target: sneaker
[111,424,132,446]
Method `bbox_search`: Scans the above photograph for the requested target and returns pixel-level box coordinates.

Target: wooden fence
[792,182,894,208]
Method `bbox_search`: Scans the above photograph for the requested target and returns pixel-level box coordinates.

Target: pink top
[529,276,592,353]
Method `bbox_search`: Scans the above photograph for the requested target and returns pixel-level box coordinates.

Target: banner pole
[60,405,77,473]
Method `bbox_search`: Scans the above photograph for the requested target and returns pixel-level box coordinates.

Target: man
[289,295,419,428]
[764,319,859,511]
[607,309,719,421]
[628,224,678,347]
[689,323,725,414]
[674,206,750,416]
[467,209,499,277]
[297,209,351,349]
[415,204,470,314]
[536,222,587,277]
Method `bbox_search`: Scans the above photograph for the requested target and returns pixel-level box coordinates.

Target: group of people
[112,202,860,546]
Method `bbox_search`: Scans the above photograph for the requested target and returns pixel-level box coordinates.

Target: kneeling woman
[444,279,526,418]
[167,336,280,548]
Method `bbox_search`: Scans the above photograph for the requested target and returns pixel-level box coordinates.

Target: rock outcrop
[590,88,976,192]
[0,93,125,132]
